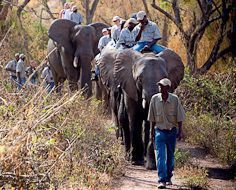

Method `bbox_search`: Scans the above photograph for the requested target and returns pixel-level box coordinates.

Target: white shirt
[69,12,83,24]
[111,25,121,43]
[133,21,162,42]
[16,59,26,78]
[62,9,71,20]
[116,28,137,48]
[98,35,112,52]
[41,66,54,83]
[5,60,17,76]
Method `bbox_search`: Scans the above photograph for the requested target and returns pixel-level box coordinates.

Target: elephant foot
[145,160,156,170]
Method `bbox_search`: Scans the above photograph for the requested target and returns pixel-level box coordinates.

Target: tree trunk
[0,0,11,21]
[161,16,169,46]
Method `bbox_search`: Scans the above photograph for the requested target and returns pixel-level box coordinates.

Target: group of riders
[98,11,166,54]
[58,3,166,55]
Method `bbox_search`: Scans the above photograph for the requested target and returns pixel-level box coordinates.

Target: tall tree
[81,0,100,24]
[0,0,12,21]
[150,0,232,74]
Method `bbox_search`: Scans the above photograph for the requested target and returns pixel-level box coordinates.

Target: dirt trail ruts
[113,142,235,190]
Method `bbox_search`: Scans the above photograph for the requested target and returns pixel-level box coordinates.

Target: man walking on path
[5,53,20,84]
[133,11,165,54]
[147,78,185,189]
[16,54,27,90]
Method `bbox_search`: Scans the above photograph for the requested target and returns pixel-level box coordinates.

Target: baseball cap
[137,11,146,21]
[112,16,120,22]
[102,28,108,33]
[127,18,138,25]
[71,5,77,12]
[157,78,171,87]
[15,53,20,57]
[19,54,25,59]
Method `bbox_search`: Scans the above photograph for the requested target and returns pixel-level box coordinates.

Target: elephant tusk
[142,99,146,109]
[73,57,79,68]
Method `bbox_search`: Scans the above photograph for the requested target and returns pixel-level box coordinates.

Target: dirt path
[113,142,235,190]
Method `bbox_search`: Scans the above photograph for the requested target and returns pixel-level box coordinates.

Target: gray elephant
[114,49,184,167]
[48,19,109,96]
[94,47,124,139]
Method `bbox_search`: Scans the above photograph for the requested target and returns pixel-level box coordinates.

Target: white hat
[15,53,20,57]
[19,54,25,59]
[157,78,171,87]
[102,28,108,33]
[112,16,120,22]
[137,11,146,21]
[127,18,138,25]
[71,5,77,12]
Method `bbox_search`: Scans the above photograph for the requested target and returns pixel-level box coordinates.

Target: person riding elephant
[48,19,109,97]
[113,48,184,168]
[133,11,166,54]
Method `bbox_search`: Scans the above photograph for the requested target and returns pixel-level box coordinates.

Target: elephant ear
[114,49,142,101]
[89,22,110,55]
[48,19,77,54]
[98,47,118,88]
[157,49,184,91]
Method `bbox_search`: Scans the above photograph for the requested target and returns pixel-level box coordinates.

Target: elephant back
[98,47,118,89]
[157,49,184,91]
[114,49,142,101]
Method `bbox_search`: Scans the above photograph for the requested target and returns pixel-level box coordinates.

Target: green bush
[176,71,236,164]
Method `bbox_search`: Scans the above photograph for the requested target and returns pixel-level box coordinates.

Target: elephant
[48,19,109,96]
[113,48,184,167]
[94,47,124,139]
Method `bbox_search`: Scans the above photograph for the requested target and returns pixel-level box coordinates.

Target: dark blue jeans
[154,127,177,183]
[132,42,166,54]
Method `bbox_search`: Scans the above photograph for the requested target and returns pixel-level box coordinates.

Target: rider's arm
[135,24,145,42]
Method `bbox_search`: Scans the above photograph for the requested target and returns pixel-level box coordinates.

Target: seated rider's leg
[150,44,166,54]
[132,42,147,52]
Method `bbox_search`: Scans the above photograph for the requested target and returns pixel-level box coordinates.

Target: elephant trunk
[73,56,79,68]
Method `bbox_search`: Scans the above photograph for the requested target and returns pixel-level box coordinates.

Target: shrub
[0,84,125,189]
[176,166,209,189]
[176,71,236,164]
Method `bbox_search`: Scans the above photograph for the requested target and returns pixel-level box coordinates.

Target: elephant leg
[118,94,130,154]
[95,79,102,100]
[125,96,144,165]
[146,140,157,170]
[130,117,144,165]
[143,120,150,158]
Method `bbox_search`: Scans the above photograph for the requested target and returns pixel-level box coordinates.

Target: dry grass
[0,73,125,189]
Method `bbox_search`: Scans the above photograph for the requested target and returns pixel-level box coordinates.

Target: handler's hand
[177,131,183,141]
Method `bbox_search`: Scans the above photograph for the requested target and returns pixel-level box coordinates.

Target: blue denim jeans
[132,42,166,54]
[154,127,177,183]
[17,77,26,90]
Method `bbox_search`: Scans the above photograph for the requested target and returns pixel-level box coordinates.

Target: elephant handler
[133,11,166,54]
[147,78,185,189]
